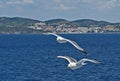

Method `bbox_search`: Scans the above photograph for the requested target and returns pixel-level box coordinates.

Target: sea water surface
[0,34,120,81]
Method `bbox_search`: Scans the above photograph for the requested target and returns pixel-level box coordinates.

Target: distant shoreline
[0,32,120,35]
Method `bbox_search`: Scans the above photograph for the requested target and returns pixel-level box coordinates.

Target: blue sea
[0,34,120,81]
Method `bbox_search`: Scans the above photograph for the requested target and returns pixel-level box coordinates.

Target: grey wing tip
[93,60,102,64]
[97,61,102,64]
[82,51,88,54]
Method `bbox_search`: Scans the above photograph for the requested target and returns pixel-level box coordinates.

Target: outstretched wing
[77,58,101,65]
[48,33,63,38]
[48,33,88,54]
[57,56,77,63]
[66,39,88,54]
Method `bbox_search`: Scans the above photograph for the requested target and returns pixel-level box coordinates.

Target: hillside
[0,17,41,33]
[44,18,120,27]
[0,17,40,27]
[45,19,67,24]
[72,19,111,27]
[0,17,120,34]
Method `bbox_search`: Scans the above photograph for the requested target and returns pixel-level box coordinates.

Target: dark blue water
[0,34,120,81]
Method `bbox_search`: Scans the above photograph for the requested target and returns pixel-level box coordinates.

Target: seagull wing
[66,39,88,54]
[77,58,101,65]
[48,33,63,38]
[57,56,77,63]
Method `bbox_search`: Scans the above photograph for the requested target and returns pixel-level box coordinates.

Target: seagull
[47,33,88,54]
[57,56,101,70]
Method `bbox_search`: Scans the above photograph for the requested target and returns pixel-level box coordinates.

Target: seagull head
[57,37,67,43]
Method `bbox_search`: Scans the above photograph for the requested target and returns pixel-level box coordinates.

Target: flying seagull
[57,56,101,70]
[47,33,88,54]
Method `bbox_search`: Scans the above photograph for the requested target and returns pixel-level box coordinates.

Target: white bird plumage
[57,56,101,70]
[47,33,88,54]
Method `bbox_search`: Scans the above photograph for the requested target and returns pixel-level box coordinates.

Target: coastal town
[28,22,120,34]
[0,17,120,34]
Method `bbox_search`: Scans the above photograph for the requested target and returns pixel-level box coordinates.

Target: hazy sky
[0,0,120,22]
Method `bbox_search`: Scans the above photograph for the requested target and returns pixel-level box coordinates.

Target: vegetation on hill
[0,17,40,27]
[45,19,67,24]
[0,17,120,34]
[72,19,111,27]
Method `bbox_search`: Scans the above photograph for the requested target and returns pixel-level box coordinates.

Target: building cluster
[28,22,120,34]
